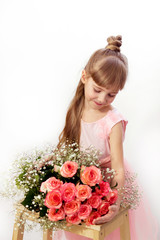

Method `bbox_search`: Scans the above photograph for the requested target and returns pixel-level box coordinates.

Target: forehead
[90,78,119,93]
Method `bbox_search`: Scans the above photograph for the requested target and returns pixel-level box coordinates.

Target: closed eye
[94,88,101,93]
[108,94,116,98]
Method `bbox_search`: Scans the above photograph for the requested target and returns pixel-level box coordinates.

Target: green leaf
[35,174,40,182]
[21,187,38,208]
[15,178,21,189]
[39,206,48,217]
[18,172,25,181]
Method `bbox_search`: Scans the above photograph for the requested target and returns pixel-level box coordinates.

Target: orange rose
[60,161,78,177]
[47,177,63,191]
[45,190,62,209]
[66,213,81,225]
[78,204,92,220]
[87,193,102,208]
[76,184,92,201]
[85,211,101,225]
[99,181,111,196]
[64,199,81,216]
[106,189,118,204]
[98,201,110,216]
[60,183,76,202]
[40,177,63,193]
[80,166,102,186]
[40,181,48,193]
[48,207,65,221]
[54,165,60,173]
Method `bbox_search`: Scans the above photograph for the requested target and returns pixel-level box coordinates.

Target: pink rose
[95,187,103,198]
[64,199,81,216]
[60,161,78,177]
[66,213,81,225]
[98,201,110,216]
[40,181,48,193]
[40,177,63,193]
[47,177,63,191]
[80,166,102,186]
[87,193,102,208]
[60,183,76,202]
[106,189,118,204]
[54,165,61,172]
[96,181,111,197]
[85,211,101,225]
[76,184,92,201]
[78,204,92,220]
[45,190,62,209]
[48,207,65,221]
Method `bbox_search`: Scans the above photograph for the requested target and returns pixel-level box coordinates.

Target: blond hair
[57,35,128,147]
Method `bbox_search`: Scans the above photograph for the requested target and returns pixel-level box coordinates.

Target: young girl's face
[82,77,119,111]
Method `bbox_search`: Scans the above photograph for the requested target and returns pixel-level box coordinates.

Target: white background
[0,0,160,239]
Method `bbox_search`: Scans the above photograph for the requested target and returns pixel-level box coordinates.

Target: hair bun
[106,35,122,52]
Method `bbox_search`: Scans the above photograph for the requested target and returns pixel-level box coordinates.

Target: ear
[81,69,86,84]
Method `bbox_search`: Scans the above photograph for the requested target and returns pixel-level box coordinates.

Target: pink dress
[53,108,158,240]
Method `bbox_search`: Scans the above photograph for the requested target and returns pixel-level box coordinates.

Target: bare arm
[109,121,125,206]
[94,121,125,224]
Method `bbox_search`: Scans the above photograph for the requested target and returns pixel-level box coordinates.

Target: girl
[52,35,158,240]
[58,35,127,225]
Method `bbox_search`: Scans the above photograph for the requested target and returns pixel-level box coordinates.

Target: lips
[94,101,102,106]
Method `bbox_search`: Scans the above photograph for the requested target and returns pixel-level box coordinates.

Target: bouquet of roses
[1,142,140,231]
[39,161,118,226]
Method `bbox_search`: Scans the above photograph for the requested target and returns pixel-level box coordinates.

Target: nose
[98,93,107,104]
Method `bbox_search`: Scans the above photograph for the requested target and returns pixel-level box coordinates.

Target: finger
[93,218,100,224]
[44,154,53,161]
[99,159,107,165]
[99,156,110,163]
[99,159,106,164]
[108,205,118,212]
[94,206,119,224]
[94,219,103,225]
[94,215,111,225]
[100,164,109,168]
[94,218,110,224]
[99,162,109,167]
[94,214,116,224]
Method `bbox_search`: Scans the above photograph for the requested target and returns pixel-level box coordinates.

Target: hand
[99,156,111,168]
[36,154,55,170]
[93,205,119,225]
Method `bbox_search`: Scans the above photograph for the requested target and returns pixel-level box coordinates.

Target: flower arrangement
[39,162,118,226]
[1,142,140,231]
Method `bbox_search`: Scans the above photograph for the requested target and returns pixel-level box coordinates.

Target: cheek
[89,93,97,100]
[86,90,97,100]
[107,97,116,103]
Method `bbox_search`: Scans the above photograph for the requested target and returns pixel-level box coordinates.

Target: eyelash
[94,88,101,93]
[108,94,115,98]
[94,89,115,98]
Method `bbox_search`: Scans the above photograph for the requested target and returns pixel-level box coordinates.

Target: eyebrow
[93,84,118,94]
